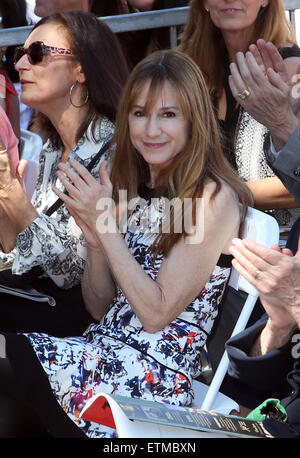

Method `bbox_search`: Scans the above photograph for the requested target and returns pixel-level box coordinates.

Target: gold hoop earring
[69,81,89,108]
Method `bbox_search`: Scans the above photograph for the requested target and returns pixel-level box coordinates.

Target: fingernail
[232,238,242,245]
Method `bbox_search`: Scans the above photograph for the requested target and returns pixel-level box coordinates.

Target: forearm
[82,245,116,320]
[0,204,18,252]
[246,176,300,210]
[98,228,164,332]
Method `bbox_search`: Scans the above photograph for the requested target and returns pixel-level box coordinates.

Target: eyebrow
[132,104,181,111]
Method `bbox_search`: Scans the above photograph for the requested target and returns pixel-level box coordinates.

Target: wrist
[87,242,102,252]
[270,112,299,151]
[95,215,119,239]
[0,176,20,198]
[260,319,296,354]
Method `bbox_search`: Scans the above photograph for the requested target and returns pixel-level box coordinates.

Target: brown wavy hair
[110,49,253,256]
[178,0,297,94]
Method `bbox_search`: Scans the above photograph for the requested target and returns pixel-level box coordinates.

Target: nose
[15,53,30,72]
[145,115,161,137]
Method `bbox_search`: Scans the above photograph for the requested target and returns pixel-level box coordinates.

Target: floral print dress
[0,116,114,288]
[20,197,231,438]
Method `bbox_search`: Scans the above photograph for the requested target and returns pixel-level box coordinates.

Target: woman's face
[15,22,82,113]
[128,79,189,184]
[204,0,268,33]
[34,0,89,17]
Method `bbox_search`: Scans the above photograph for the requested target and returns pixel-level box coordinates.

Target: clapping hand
[229,237,300,331]
[0,137,27,196]
[251,39,300,115]
[228,39,300,150]
[53,159,126,249]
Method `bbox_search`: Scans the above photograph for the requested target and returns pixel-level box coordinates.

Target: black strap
[45,140,111,217]
[279,44,300,60]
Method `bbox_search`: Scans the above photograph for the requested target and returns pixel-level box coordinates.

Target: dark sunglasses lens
[14,42,44,65]
[13,47,25,64]
[28,42,44,64]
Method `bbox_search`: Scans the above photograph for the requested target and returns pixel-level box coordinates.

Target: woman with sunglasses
[0,11,129,337]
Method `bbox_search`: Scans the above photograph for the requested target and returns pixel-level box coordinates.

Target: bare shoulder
[194,179,240,251]
[202,179,239,215]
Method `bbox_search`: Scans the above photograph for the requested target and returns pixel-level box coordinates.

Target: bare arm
[246,176,299,210]
[96,189,239,332]
[81,244,116,320]
[54,159,240,332]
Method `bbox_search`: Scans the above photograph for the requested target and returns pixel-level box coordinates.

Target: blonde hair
[178,0,297,94]
[110,50,253,256]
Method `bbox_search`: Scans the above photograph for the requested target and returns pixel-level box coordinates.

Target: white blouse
[0,116,114,288]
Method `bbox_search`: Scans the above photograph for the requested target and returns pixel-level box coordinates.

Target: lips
[221,8,242,13]
[20,77,34,84]
[143,142,167,149]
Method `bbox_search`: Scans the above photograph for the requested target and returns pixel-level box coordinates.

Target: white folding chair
[20,129,43,198]
[193,206,279,412]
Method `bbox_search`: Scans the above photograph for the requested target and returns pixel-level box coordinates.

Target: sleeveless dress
[5,196,231,438]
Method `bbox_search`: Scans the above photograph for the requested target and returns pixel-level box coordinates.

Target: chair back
[198,206,279,411]
[229,206,280,296]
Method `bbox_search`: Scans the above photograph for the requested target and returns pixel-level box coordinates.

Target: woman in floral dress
[0,50,252,437]
[0,11,128,336]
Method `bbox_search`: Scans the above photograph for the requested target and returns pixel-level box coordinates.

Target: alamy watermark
[95,191,205,244]
[290,74,300,100]
[292,333,300,359]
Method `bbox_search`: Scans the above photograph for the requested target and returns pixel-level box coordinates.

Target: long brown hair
[110,50,253,256]
[178,0,297,94]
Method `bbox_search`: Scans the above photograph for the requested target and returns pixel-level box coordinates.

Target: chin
[21,95,40,111]
[34,7,50,17]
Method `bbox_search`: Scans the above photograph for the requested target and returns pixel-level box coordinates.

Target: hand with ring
[237,88,251,101]
[228,39,300,151]
[229,237,300,331]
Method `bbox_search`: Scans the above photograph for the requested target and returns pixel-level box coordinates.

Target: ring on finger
[253,269,261,280]
[237,88,251,100]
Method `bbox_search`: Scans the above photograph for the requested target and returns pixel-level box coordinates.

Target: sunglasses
[13,40,74,65]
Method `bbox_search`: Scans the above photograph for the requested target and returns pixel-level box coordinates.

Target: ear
[203,1,209,11]
[74,63,86,84]
[262,0,269,6]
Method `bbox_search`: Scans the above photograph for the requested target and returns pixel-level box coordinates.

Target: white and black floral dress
[5,197,231,438]
[0,116,114,287]
[0,116,114,336]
